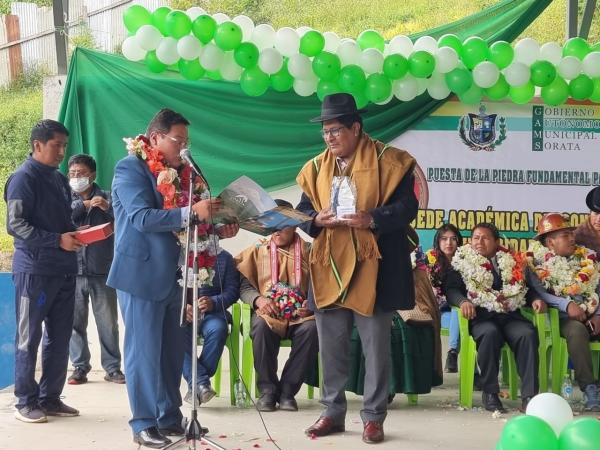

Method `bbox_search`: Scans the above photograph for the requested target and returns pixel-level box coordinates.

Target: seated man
[235,199,318,412]
[444,222,539,413]
[183,248,240,405]
[526,213,600,411]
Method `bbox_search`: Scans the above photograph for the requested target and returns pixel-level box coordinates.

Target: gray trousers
[315,307,393,424]
[560,318,598,390]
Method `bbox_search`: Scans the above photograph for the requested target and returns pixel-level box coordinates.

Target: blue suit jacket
[107,155,183,301]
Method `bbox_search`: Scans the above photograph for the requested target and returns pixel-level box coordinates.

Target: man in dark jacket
[5,120,83,423]
[66,154,124,386]
[297,94,418,444]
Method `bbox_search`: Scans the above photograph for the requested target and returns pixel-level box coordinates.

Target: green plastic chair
[521,307,553,393]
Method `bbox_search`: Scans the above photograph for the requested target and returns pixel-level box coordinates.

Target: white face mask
[69,177,90,193]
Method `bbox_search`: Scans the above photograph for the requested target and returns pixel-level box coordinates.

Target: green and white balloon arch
[120,5,600,107]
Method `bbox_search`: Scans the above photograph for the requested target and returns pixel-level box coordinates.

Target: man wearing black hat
[575,186,600,254]
[296,93,418,444]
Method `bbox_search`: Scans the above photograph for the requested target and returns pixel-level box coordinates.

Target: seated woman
[426,224,463,373]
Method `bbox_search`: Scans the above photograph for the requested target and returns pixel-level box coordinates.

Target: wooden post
[5,15,23,83]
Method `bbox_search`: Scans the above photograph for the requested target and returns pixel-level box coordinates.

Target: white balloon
[526,393,573,436]
[582,52,600,78]
[427,72,451,99]
[287,53,312,79]
[251,24,276,50]
[200,43,224,71]
[323,31,341,53]
[177,35,202,60]
[503,62,530,86]
[337,40,362,66]
[186,7,206,21]
[275,27,300,57]
[435,47,459,73]
[514,37,540,66]
[296,26,312,37]
[473,61,500,88]
[233,15,254,41]
[416,77,428,95]
[558,56,582,80]
[220,52,243,81]
[359,48,384,74]
[135,25,162,51]
[122,36,146,61]
[258,47,283,75]
[540,42,563,65]
[414,35,438,54]
[293,77,318,96]
[389,35,413,58]
[393,75,418,101]
[212,13,230,24]
[156,37,179,65]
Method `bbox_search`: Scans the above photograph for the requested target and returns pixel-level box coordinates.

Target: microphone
[180,148,210,190]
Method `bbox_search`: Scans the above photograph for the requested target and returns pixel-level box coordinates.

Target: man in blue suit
[108,109,237,449]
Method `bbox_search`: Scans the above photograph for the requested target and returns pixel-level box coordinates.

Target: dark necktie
[490,257,502,290]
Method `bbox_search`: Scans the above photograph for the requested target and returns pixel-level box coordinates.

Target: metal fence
[0,0,167,87]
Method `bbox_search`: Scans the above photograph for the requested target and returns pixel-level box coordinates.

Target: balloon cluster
[121,5,600,106]
[496,393,600,450]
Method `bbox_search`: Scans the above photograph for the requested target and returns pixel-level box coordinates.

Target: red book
[75,223,113,244]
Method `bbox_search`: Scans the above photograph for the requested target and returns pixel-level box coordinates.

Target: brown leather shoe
[305,416,345,437]
[362,421,384,444]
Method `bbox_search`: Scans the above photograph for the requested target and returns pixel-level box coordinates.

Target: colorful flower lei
[425,248,447,307]
[410,246,428,271]
[123,134,219,286]
[451,244,528,313]
[526,240,600,314]
[267,282,305,320]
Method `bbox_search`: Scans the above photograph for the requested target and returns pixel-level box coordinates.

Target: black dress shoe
[133,426,171,449]
[256,393,277,412]
[445,349,458,373]
[279,396,298,411]
[520,396,533,413]
[482,392,507,413]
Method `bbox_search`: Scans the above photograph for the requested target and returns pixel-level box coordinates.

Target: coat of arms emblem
[458,104,507,151]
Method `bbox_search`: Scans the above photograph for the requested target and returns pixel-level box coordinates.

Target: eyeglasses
[162,134,190,148]
[68,170,91,177]
[321,126,345,138]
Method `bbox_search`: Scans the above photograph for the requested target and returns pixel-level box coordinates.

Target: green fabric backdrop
[59,0,551,192]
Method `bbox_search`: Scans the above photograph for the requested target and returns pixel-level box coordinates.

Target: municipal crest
[459,104,507,151]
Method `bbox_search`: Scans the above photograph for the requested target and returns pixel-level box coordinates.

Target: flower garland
[267,282,305,320]
[425,248,447,307]
[526,240,600,315]
[411,246,428,271]
[451,244,528,313]
[123,134,219,286]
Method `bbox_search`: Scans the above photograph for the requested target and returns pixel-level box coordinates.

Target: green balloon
[591,77,600,102]
[240,67,270,96]
[530,60,557,87]
[151,7,171,36]
[438,34,463,56]
[541,76,569,105]
[409,51,435,78]
[383,54,408,80]
[214,21,242,51]
[145,50,167,73]
[179,58,205,80]
[205,70,222,80]
[353,89,369,109]
[312,51,341,81]
[234,42,259,69]
[300,30,325,57]
[558,418,600,450]
[165,10,192,39]
[270,62,294,92]
[192,15,217,44]
[462,36,490,70]
[569,74,594,100]
[357,29,385,52]
[445,68,473,94]
[458,84,483,104]
[339,65,367,93]
[123,5,152,33]
[489,41,514,69]
[500,415,558,450]
[509,81,535,104]
[563,37,590,60]
[485,74,510,100]
[317,80,342,101]
[365,73,392,103]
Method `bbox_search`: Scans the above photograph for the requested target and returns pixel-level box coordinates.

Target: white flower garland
[452,244,527,313]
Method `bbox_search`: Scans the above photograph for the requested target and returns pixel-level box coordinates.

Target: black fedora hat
[310,93,367,122]
[586,186,600,213]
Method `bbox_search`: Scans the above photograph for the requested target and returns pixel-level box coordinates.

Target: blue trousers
[182,313,228,389]
[441,308,460,351]
[118,285,185,434]
[13,273,75,408]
